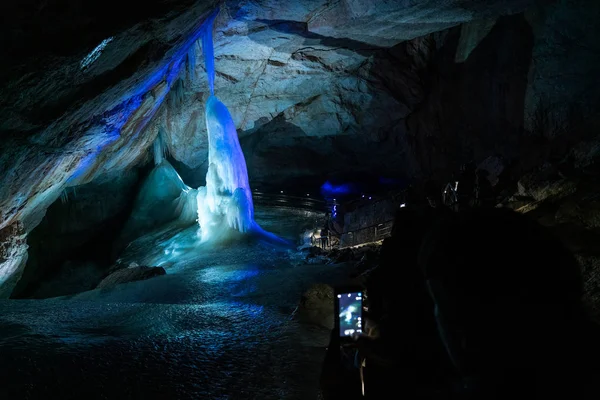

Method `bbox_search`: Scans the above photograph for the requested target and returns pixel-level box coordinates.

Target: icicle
[187,41,197,82]
[153,127,168,166]
[201,13,216,95]
[60,189,69,204]
[168,78,185,108]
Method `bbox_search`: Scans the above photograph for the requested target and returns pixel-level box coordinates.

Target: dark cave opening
[11,168,148,299]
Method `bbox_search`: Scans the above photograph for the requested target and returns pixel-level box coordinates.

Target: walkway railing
[340,219,394,248]
[252,191,327,212]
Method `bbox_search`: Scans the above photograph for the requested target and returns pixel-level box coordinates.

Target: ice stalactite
[187,41,197,82]
[168,78,185,109]
[60,189,69,205]
[201,11,216,96]
[153,127,168,166]
[59,187,78,205]
[195,10,290,247]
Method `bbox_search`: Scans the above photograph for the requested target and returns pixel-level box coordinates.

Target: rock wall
[524,0,600,169]
[159,0,600,190]
[406,15,534,180]
[154,0,542,189]
[11,169,141,298]
[0,222,28,298]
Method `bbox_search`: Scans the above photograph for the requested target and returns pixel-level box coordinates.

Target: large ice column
[205,95,253,215]
[194,9,289,247]
[195,10,255,241]
[197,95,254,241]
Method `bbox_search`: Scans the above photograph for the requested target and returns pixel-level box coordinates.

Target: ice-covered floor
[0,206,350,399]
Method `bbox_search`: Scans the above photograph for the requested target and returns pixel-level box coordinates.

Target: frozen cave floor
[0,205,352,399]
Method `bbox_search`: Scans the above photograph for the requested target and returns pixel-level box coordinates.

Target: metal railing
[251,191,326,212]
[374,222,393,241]
[340,219,394,248]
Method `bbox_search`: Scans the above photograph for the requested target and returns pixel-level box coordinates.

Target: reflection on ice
[199,265,260,283]
[0,201,350,399]
[117,218,295,274]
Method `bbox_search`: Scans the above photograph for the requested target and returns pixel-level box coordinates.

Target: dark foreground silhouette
[322,207,600,399]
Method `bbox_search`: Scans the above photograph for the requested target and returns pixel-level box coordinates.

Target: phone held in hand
[334,286,363,342]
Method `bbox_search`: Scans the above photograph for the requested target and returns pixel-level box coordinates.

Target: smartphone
[335,289,363,338]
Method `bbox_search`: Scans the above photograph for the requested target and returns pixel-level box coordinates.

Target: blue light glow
[321,180,359,197]
[133,9,220,98]
[67,129,121,184]
[199,265,260,283]
[68,10,222,183]
[201,12,217,95]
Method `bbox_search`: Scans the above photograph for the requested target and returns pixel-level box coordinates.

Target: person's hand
[341,332,376,350]
[348,332,397,367]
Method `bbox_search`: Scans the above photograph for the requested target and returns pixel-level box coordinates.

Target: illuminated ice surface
[197,95,256,242]
[195,13,270,243]
[119,159,198,244]
[0,206,351,399]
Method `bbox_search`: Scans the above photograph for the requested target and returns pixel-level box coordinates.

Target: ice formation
[195,13,259,243]
[201,14,215,96]
[196,95,255,241]
[123,9,290,248]
[119,131,197,245]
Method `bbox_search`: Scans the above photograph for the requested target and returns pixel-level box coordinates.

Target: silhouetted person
[442,173,460,212]
[457,162,477,209]
[320,328,363,400]
[420,208,600,398]
[357,206,455,398]
[475,169,495,207]
[424,180,440,208]
[320,226,329,249]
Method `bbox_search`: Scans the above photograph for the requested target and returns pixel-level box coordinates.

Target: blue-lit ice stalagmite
[196,95,254,241]
[195,10,255,242]
[195,11,289,246]
[118,132,198,246]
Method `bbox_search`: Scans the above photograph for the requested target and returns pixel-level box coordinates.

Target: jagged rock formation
[298,283,335,329]
[10,170,141,298]
[0,222,28,298]
[1,0,599,297]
